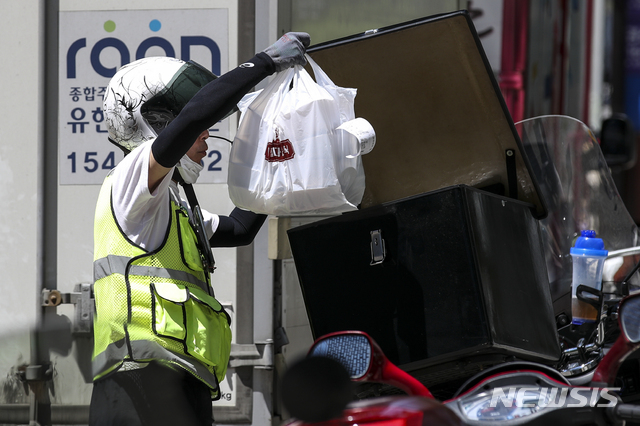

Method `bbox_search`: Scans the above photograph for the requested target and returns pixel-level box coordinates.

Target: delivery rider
[89,33,310,426]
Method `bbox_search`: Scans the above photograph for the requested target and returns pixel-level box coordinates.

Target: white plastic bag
[306,55,368,207]
[227,57,367,215]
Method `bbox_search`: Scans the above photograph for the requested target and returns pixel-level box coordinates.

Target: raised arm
[148,32,311,191]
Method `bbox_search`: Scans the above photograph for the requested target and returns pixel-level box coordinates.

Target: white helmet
[103,56,217,153]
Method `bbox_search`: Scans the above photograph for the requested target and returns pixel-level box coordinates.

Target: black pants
[89,362,214,426]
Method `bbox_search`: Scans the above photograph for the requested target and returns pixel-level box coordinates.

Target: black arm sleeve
[209,208,267,247]
[151,52,276,168]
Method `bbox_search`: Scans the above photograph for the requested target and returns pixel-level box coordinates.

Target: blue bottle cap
[570,230,608,257]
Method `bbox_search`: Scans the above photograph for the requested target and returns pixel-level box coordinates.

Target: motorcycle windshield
[516,115,640,299]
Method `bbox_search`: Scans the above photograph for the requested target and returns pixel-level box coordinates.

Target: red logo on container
[265,129,295,162]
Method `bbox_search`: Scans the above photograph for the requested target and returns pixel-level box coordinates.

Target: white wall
[0,1,44,402]
[0,1,43,336]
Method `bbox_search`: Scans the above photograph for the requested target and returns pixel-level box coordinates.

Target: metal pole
[30,0,59,424]
[235,0,256,347]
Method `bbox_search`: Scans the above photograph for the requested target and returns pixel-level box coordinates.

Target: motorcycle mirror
[600,113,636,170]
[592,292,640,386]
[307,331,434,398]
[620,293,640,343]
[307,332,372,380]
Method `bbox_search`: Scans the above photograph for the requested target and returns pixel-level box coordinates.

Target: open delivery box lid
[288,11,560,394]
[307,10,546,217]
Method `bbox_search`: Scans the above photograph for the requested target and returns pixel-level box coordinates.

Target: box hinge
[506,148,518,199]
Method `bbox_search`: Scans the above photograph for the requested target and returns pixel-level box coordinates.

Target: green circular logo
[104,20,116,33]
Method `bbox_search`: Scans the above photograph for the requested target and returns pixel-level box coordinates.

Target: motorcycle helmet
[103,56,217,154]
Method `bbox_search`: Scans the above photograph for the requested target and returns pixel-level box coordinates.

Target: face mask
[177,155,204,184]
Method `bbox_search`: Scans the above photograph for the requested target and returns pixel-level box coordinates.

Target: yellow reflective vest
[92,173,231,397]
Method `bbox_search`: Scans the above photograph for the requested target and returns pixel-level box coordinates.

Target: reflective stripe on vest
[92,174,231,395]
[94,254,209,293]
[92,338,223,389]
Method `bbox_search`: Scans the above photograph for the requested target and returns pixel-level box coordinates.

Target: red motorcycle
[282,290,640,425]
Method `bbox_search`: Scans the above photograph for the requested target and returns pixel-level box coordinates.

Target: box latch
[370,229,386,265]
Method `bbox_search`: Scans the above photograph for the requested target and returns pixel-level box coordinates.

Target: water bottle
[570,230,608,325]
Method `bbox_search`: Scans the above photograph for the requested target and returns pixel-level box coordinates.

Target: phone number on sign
[66,150,224,173]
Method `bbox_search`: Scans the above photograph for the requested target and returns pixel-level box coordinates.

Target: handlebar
[611,403,640,422]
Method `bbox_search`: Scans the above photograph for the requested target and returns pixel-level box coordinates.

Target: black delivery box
[287,11,560,389]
